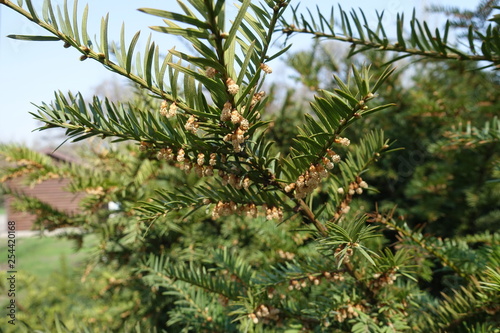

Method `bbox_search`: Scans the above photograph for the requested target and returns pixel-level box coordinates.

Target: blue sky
[0,0,476,147]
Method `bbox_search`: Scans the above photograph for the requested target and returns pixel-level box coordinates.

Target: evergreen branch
[320,216,380,268]
[292,203,379,305]
[281,5,500,66]
[0,0,193,111]
[443,116,500,147]
[136,2,298,218]
[0,144,69,183]
[280,65,394,182]
[0,144,175,230]
[254,1,290,64]
[273,66,394,248]
[258,257,343,285]
[164,281,229,332]
[283,25,498,62]
[381,216,473,282]
[209,247,256,287]
[141,261,228,331]
[30,91,188,146]
[141,254,246,301]
[327,130,391,223]
[416,285,500,332]
[371,248,418,283]
[297,198,328,236]
[456,231,500,246]
[481,266,500,292]
[203,0,237,93]
[138,176,285,221]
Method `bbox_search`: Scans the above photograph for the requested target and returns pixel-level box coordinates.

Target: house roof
[3,148,85,231]
[39,147,81,164]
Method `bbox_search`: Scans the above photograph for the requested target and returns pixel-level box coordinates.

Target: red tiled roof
[4,150,86,231]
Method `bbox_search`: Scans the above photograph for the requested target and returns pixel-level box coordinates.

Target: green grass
[0,234,96,279]
[0,234,101,332]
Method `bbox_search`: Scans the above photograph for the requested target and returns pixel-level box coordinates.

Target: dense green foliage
[1,0,499,332]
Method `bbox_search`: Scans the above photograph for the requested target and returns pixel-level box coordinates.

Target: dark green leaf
[7,34,60,41]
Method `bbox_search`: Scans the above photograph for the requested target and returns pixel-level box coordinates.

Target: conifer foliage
[0,0,499,332]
